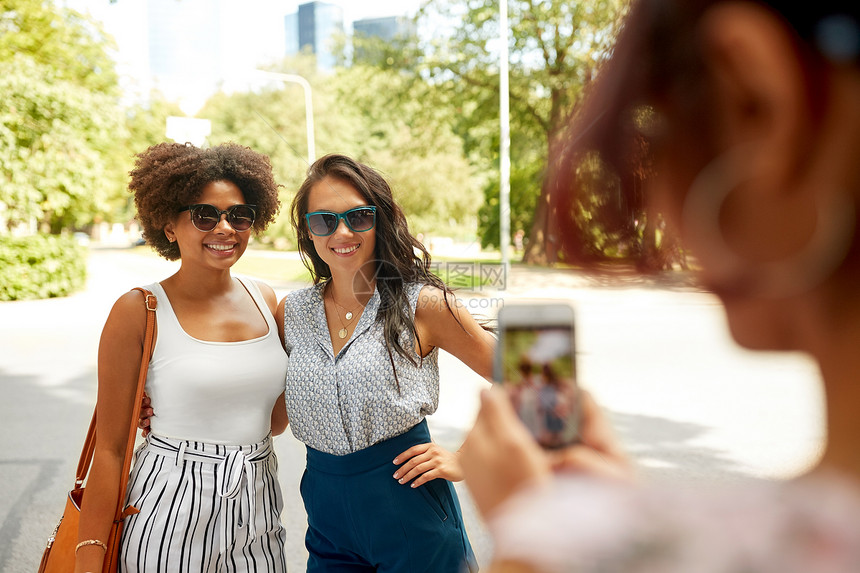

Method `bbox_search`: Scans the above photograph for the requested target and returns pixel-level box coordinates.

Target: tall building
[352,16,414,42]
[351,15,416,65]
[89,0,288,114]
[285,1,345,70]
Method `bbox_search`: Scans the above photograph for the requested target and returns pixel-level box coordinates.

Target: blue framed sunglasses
[305,206,377,237]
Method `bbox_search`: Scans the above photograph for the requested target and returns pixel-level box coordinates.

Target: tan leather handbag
[38,288,156,572]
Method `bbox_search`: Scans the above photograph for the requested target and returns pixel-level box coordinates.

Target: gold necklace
[327,286,362,339]
[332,296,361,322]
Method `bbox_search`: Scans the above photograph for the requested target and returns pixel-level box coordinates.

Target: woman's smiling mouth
[332,244,360,255]
[205,243,236,253]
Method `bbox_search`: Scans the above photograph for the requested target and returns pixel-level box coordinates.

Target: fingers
[568,389,632,477]
[477,386,539,449]
[396,458,437,486]
[410,468,439,488]
[392,442,460,487]
[393,444,437,483]
[138,393,154,439]
[393,443,429,466]
[548,444,633,482]
[577,390,618,451]
[138,405,154,439]
[522,388,633,481]
[138,396,154,432]
[460,388,552,517]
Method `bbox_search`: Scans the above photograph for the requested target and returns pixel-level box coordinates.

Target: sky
[63,0,424,113]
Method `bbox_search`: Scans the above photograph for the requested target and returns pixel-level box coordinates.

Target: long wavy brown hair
[291,154,458,380]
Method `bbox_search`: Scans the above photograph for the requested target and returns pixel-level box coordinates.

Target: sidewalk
[0,247,825,572]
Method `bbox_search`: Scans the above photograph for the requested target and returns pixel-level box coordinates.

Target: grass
[430,259,505,290]
[236,251,505,290]
[233,255,312,284]
[127,246,503,290]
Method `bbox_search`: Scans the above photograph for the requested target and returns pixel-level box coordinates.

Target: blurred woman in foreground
[461,0,860,570]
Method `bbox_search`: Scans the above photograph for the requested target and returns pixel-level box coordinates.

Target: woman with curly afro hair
[75,142,290,573]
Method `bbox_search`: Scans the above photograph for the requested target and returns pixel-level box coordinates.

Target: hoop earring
[682,145,855,298]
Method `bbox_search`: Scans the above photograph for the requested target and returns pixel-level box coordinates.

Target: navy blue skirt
[302,419,478,572]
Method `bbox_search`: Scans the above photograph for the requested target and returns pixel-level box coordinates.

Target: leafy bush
[0,234,87,301]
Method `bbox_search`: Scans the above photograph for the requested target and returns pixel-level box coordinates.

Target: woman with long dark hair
[277,154,495,572]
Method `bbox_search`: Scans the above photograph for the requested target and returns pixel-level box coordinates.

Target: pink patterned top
[489,471,860,572]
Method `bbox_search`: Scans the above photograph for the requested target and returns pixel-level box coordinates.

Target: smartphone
[494,302,580,449]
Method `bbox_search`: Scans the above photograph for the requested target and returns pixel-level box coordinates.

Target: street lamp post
[499,0,511,283]
[254,70,316,165]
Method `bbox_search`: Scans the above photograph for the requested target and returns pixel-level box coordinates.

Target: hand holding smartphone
[494,302,580,449]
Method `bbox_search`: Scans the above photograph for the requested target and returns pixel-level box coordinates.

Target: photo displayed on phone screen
[501,326,579,449]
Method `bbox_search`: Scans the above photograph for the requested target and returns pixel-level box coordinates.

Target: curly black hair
[130,142,281,260]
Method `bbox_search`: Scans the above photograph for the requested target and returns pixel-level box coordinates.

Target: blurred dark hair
[550,0,858,267]
[130,142,281,260]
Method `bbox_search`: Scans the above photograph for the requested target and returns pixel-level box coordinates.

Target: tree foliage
[0,0,125,233]
[108,94,186,222]
[330,64,480,239]
[0,0,682,271]
[201,55,482,247]
[415,0,630,262]
[0,234,86,300]
[0,56,125,232]
[0,0,119,93]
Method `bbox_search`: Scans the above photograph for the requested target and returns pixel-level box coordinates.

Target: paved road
[0,247,825,572]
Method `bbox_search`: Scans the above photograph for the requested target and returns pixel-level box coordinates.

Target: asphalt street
[0,246,826,572]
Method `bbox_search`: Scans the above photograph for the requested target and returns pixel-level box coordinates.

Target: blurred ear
[699,2,811,187]
[163,222,175,242]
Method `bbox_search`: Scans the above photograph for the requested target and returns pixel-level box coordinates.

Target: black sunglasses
[305,206,377,237]
[178,204,256,232]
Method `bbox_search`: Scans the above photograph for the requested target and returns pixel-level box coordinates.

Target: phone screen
[500,325,579,449]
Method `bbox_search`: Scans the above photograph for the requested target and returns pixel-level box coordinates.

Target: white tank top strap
[235,276,275,331]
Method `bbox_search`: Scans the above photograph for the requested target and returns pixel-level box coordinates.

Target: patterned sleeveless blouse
[282,282,439,455]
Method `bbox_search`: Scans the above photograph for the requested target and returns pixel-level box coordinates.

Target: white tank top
[144,277,287,445]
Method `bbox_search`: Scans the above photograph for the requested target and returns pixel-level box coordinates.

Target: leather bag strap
[72,288,157,520]
[74,412,97,486]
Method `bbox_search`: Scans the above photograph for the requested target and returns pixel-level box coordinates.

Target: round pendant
[338,327,348,339]
[345,311,353,320]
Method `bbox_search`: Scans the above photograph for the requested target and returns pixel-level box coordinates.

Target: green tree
[331,64,481,239]
[0,0,125,233]
[200,58,339,245]
[200,55,481,246]
[0,56,125,232]
[0,0,119,94]
[106,94,186,223]
[416,0,627,263]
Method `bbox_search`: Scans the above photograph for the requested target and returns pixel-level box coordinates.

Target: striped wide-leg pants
[119,433,287,573]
